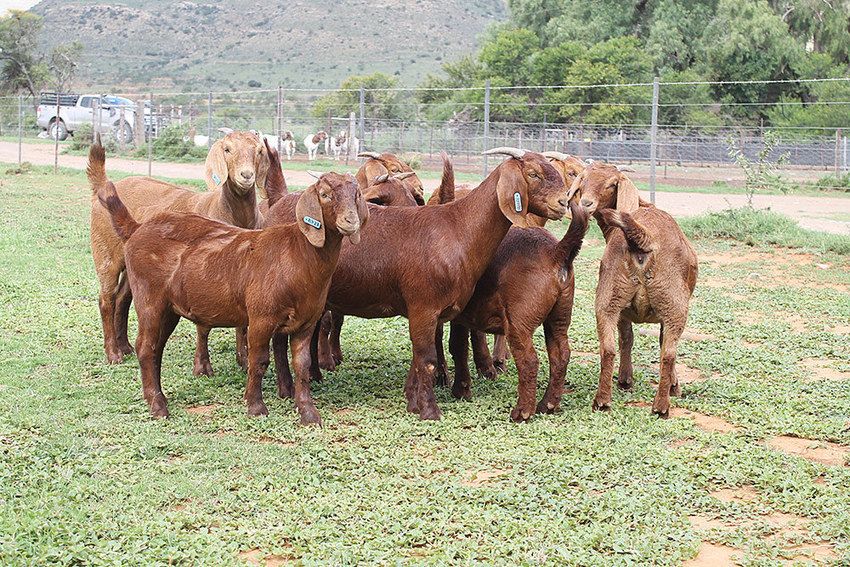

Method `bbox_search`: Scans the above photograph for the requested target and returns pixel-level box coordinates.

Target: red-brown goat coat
[264,149,569,420]
[570,162,698,417]
[89,141,367,424]
[88,131,269,365]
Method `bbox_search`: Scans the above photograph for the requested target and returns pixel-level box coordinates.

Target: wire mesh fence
[0,77,847,193]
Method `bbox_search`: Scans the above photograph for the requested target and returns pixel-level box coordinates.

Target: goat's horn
[306,170,323,179]
[541,151,572,161]
[616,165,635,172]
[358,151,382,159]
[482,147,526,159]
[373,173,389,183]
[392,172,416,180]
[584,158,595,165]
[217,127,234,134]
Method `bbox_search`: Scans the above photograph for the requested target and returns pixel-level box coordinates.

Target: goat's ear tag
[513,192,522,213]
[303,216,322,229]
[212,173,222,186]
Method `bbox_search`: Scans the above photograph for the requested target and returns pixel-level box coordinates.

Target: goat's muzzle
[580,198,596,215]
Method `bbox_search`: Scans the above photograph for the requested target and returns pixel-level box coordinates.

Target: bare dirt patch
[257,435,296,447]
[461,468,510,487]
[186,404,220,415]
[831,324,850,334]
[237,549,293,566]
[684,542,742,566]
[800,358,850,382]
[689,514,734,531]
[668,438,696,449]
[711,485,758,504]
[764,436,848,467]
[629,402,739,433]
[740,311,808,333]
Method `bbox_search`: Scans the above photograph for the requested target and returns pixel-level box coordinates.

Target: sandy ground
[2,141,848,234]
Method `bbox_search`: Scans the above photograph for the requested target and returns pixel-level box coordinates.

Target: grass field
[1,165,849,565]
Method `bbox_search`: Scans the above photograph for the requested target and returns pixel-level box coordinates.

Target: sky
[0,0,39,14]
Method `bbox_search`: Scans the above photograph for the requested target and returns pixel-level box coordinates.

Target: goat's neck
[287,226,344,285]
[220,181,261,229]
[447,169,513,276]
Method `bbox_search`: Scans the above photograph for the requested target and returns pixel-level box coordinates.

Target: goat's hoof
[419,406,442,421]
[536,398,559,415]
[434,364,450,387]
[406,398,420,415]
[592,399,612,412]
[616,375,634,391]
[669,382,681,397]
[310,370,324,383]
[478,365,498,380]
[247,401,269,417]
[193,360,214,377]
[510,406,534,422]
[451,384,472,401]
[653,408,670,419]
[332,352,343,365]
[318,356,336,372]
[298,406,322,426]
[277,382,293,399]
[148,396,169,419]
[118,343,134,357]
[493,360,507,374]
[236,355,248,373]
[106,351,124,365]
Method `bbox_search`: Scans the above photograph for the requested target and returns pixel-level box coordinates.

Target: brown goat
[264,148,568,420]
[357,151,426,205]
[89,131,269,364]
[430,152,587,380]
[569,162,698,417]
[91,144,367,423]
[447,201,588,421]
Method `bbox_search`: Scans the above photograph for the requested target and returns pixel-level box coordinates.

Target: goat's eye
[224,147,231,153]
[529,172,539,179]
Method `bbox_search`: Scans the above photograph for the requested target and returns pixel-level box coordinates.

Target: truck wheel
[49,119,68,141]
[113,121,133,145]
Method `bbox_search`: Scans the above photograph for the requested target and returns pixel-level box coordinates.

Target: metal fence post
[482,79,491,176]
[347,111,356,165]
[359,87,365,148]
[18,94,23,166]
[207,91,213,149]
[148,92,153,177]
[649,76,660,204]
[835,129,842,177]
[54,93,60,174]
[277,86,283,155]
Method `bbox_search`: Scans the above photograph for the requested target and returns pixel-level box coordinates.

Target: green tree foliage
[313,73,402,120]
[0,11,84,98]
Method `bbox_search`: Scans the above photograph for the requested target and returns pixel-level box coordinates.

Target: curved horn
[373,173,389,184]
[217,127,234,135]
[482,147,526,159]
[616,165,635,172]
[358,151,382,159]
[541,151,573,162]
[392,172,416,180]
[306,170,323,179]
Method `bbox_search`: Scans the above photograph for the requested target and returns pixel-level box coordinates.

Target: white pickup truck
[36,93,150,143]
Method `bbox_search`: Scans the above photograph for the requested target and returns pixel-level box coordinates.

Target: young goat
[264,148,569,420]
[89,131,269,364]
[569,162,698,417]
[304,131,328,161]
[447,201,588,421]
[94,154,367,424]
[281,130,296,160]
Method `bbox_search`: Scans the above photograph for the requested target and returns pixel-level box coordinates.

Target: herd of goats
[87,129,697,426]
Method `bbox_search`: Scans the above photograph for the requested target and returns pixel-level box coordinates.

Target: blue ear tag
[303,216,322,229]
[212,173,222,185]
[513,192,522,213]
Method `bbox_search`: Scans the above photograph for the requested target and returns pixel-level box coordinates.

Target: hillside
[31,0,507,91]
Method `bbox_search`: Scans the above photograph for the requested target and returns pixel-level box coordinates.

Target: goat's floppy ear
[566,171,584,203]
[350,186,370,245]
[254,142,271,199]
[296,183,325,248]
[204,140,228,191]
[495,159,528,228]
[616,173,640,213]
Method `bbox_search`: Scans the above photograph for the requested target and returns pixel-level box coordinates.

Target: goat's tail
[431,151,456,204]
[263,138,287,206]
[555,201,589,269]
[86,134,108,191]
[600,209,652,252]
[98,181,139,242]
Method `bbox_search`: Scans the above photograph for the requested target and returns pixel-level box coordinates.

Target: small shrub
[726,130,791,206]
[809,173,850,193]
[400,152,422,170]
[5,161,32,175]
[69,124,118,153]
[137,124,207,162]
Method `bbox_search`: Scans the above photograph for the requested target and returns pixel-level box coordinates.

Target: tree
[313,73,402,121]
[0,11,84,99]
[478,27,540,85]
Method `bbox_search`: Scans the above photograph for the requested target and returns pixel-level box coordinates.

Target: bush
[680,207,850,255]
[808,173,850,193]
[400,152,422,170]
[69,124,118,153]
[137,124,207,162]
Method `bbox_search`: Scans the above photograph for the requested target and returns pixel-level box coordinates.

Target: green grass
[1,167,849,565]
[680,207,850,255]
